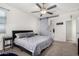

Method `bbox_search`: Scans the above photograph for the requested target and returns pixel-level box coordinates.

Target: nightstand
[3,36,13,51]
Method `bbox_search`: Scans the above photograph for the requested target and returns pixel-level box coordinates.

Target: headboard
[12,30,33,41]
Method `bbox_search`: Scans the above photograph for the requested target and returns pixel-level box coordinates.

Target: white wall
[0,4,38,35]
[50,11,79,43]
[0,4,38,50]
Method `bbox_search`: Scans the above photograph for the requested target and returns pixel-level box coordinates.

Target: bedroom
[0,3,78,56]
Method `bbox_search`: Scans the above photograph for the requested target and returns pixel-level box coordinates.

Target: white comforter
[14,35,53,55]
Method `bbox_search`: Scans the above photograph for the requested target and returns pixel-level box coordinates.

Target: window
[0,8,7,33]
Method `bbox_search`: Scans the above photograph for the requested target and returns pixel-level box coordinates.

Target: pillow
[26,33,35,37]
[15,33,27,38]
[15,32,35,38]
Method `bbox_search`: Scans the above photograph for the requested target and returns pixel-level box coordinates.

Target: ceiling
[6,3,79,18]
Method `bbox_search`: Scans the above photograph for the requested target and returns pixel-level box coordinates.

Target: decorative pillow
[15,32,35,38]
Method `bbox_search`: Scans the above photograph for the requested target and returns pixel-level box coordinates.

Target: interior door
[66,21,72,41]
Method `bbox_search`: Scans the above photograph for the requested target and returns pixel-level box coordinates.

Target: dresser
[78,38,79,56]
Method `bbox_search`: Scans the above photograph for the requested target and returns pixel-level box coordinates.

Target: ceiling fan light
[40,9,47,14]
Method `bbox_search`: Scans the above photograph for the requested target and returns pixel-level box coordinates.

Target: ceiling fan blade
[47,5,57,10]
[47,15,59,18]
[36,3,41,9]
[32,11,40,13]
[47,12,53,15]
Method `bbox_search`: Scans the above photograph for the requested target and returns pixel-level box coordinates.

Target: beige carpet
[42,41,78,56]
[0,41,78,56]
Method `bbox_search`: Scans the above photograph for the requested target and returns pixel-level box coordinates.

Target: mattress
[14,35,53,55]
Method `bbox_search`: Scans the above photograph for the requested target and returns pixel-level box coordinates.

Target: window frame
[0,8,7,33]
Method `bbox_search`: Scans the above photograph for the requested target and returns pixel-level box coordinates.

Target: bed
[12,30,53,56]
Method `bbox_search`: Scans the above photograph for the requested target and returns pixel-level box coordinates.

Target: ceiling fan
[32,3,59,17]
